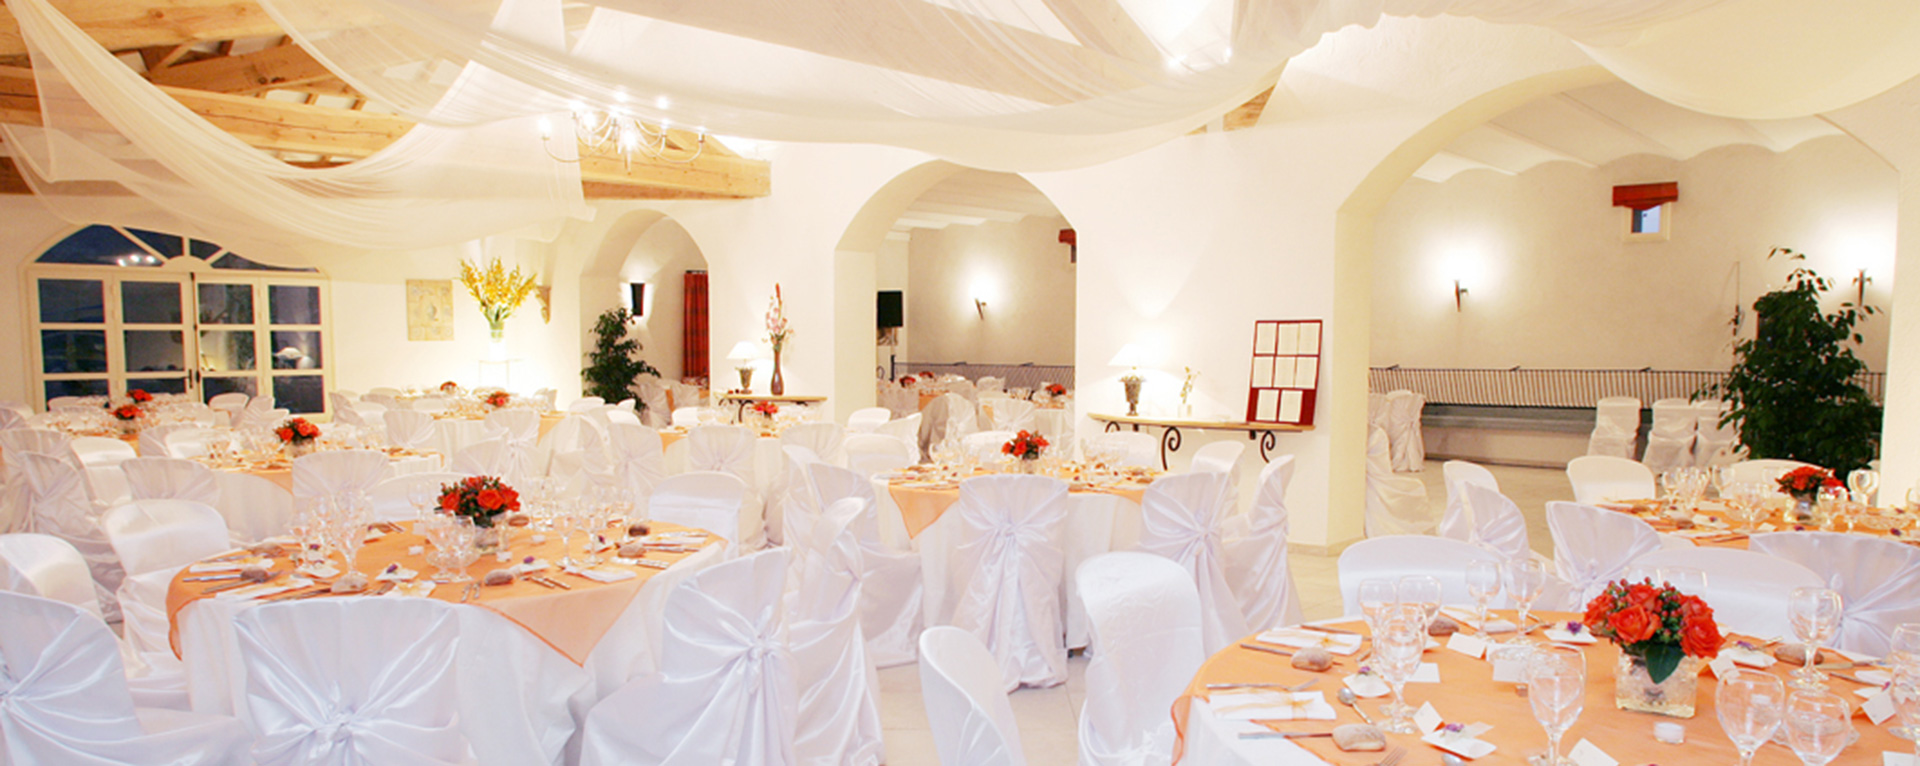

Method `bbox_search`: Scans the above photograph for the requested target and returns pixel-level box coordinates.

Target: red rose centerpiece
[1045,383,1067,397]
[1776,465,1840,501]
[485,391,511,409]
[899,376,917,387]
[438,475,521,528]
[1002,430,1049,473]
[110,404,143,421]
[439,380,460,394]
[275,417,322,457]
[1585,579,1722,718]
[128,388,153,404]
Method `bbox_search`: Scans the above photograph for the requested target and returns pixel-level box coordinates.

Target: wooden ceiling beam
[146,41,334,95]
[0,0,286,58]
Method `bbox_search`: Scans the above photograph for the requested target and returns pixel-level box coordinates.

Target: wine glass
[1717,668,1785,766]
[1396,575,1443,629]
[1892,673,1920,747]
[1502,559,1547,637]
[1849,469,1879,506]
[1659,566,1708,597]
[1358,578,1398,634]
[1782,690,1852,766]
[1787,587,1844,690]
[407,479,438,521]
[552,499,582,568]
[1466,560,1502,629]
[1372,605,1427,733]
[1525,645,1585,766]
[1891,623,1920,673]
[1714,466,1738,501]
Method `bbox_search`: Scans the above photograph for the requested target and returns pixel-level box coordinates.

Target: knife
[1238,731,1334,739]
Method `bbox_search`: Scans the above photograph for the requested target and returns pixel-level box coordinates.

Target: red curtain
[682,271,709,381]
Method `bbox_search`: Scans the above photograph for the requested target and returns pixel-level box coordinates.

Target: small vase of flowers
[1584,579,1722,718]
[1777,465,1840,524]
[1002,430,1049,473]
[275,417,322,458]
[109,403,144,434]
[485,391,511,409]
[439,475,521,551]
[439,380,460,394]
[751,399,779,428]
[128,388,153,405]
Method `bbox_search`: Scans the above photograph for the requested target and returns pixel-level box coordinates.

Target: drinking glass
[1787,587,1844,690]
[1848,469,1879,506]
[1396,575,1443,628]
[552,501,582,568]
[1372,605,1427,733]
[1358,578,1398,634]
[407,479,438,520]
[1782,690,1852,766]
[1525,645,1585,766]
[1466,561,1502,628]
[1502,559,1547,637]
[1714,466,1737,500]
[1891,623,1920,673]
[1659,566,1708,597]
[1892,674,1920,746]
[1717,668,1785,766]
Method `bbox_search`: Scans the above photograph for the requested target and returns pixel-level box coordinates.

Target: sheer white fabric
[1365,426,1434,537]
[1586,396,1641,459]
[120,457,221,507]
[17,451,120,619]
[781,423,847,468]
[948,474,1071,690]
[1438,460,1498,542]
[1693,399,1738,466]
[1747,532,1920,656]
[579,549,796,766]
[1,428,82,473]
[1076,552,1204,766]
[483,408,540,447]
[1088,431,1158,469]
[71,436,137,468]
[1545,501,1662,605]
[982,398,1036,432]
[1339,536,1505,614]
[876,413,923,461]
[369,472,466,522]
[1460,482,1534,563]
[918,626,1026,766]
[136,425,190,458]
[0,533,103,619]
[846,407,891,434]
[0,591,252,766]
[1224,456,1304,631]
[1136,471,1245,654]
[448,439,532,483]
[785,497,885,766]
[1384,390,1426,472]
[1729,459,1816,486]
[1627,547,1824,639]
[1027,410,1075,453]
[163,428,228,460]
[291,450,391,505]
[1189,440,1244,477]
[963,431,1017,462]
[1565,455,1656,505]
[650,472,746,556]
[602,422,668,515]
[213,472,294,544]
[1642,398,1697,473]
[805,462,922,668]
[686,425,766,550]
[842,434,917,480]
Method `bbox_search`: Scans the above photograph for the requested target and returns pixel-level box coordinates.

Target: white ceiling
[1413,81,1845,183]
[888,169,1060,242]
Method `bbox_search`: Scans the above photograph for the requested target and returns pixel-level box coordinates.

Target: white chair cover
[1367,392,1390,435]
[1693,399,1738,467]
[234,599,480,766]
[1338,536,1568,614]
[162,427,227,459]
[213,472,294,544]
[650,472,746,556]
[781,423,847,468]
[0,408,25,432]
[1224,456,1304,631]
[685,425,765,550]
[785,497,885,766]
[71,437,137,469]
[1087,431,1157,469]
[922,393,979,451]
[1627,547,1824,639]
[918,626,1026,766]
[1438,459,1498,542]
[101,500,229,667]
[1,428,82,473]
[411,396,452,416]
[1587,396,1641,459]
[0,591,252,766]
[1642,398,1697,473]
[1027,409,1074,453]
[237,407,290,431]
[804,462,922,667]
[845,407,891,434]
[981,398,1036,432]
[671,407,701,428]
[1545,501,1662,605]
[1460,482,1534,563]
[361,392,403,411]
[1189,440,1244,477]
[447,439,531,483]
[948,474,1071,690]
[579,549,797,766]
[962,430,1016,462]
[875,413,923,460]
[946,380,979,403]
[384,409,438,451]
[120,457,221,507]
[666,381,704,412]
[880,383,918,419]
[603,408,643,428]
[1729,458,1816,487]
[1365,426,1434,537]
[1076,552,1204,766]
[1747,532,1920,656]
[17,451,120,619]
[769,446,822,548]
[1385,390,1426,472]
[136,424,191,458]
[637,381,672,428]
[1565,455,1656,505]
[483,408,540,447]
[290,449,390,505]
[1137,471,1246,654]
[369,472,466,522]
[977,376,1005,394]
[603,422,668,514]
[0,533,103,619]
[842,434,916,480]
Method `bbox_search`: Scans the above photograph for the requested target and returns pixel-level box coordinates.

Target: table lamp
[727,341,762,392]
[1108,343,1148,416]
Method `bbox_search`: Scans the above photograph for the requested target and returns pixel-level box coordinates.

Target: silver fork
[1374,745,1406,766]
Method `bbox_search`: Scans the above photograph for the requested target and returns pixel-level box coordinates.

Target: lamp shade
[726,341,763,363]
[1107,343,1150,369]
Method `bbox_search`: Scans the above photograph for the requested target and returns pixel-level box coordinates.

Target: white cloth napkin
[215,577,314,601]
[376,565,418,582]
[1257,628,1363,655]
[1422,725,1497,759]
[294,562,339,579]
[1544,624,1599,645]
[1208,691,1336,721]
[1441,606,1516,634]
[187,561,244,573]
[563,566,637,583]
[1720,646,1777,668]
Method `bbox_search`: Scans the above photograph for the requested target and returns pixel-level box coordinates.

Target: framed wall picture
[406,279,454,341]
[1245,319,1321,425]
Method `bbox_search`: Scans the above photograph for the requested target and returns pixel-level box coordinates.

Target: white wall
[1372,135,1897,371]
[616,220,705,382]
[0,195,90,406]
[905,215,1075,366]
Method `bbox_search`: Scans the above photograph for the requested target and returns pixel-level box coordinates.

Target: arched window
[27,225,333,414]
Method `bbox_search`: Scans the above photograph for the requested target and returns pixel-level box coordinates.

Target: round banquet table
[1600,498,1920,550]
[873,469,1154,648]
[165,519,725,766]
[1177,610,1909,765]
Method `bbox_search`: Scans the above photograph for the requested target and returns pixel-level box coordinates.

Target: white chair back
[845,407,891,433]
[1438,460,1498,541]
[1643,398,1698,473]
[949,474,1072,690]
[1729,458,1817,487]
[1137,471,1245,653]
[0,533,103,618]
[1693,399,1738,466]
[636,381,671,428]
[1086,431,1157,468]
[1365,426,1433,537]
[448,439,530,482]
[410,395,452,415]
[568,396,606,413]
[1226,456,1303,630]
[1460,481,1533,562]
[1566,455,1657,505]
[604,407,643,427]
[1545,501,1662,604]
[369,472,467,522]
[602,422,668,504]
[17,453,119,615]
[843,434,916,479]
[484,408,540,446]
[981,398,1036,431]
[162,427,228,459]
[918,625,1027,766]
[801,461,923,667]
[291,449,390,505]
[1627,547,1824,639]
[0,428,78,469]
[71,436,137,467]
[214,472,295,544]
[1188,440,1244,476]
[100,499,229,577]
[1076,552,1203,766]
[786,497,885,765]
[671,407,701,428]
[1587,396,1641,458]
[876,413,922,459]
[780,422,846,467]
[121,457,221,506]
[137,423,192,457]
[1026,409,1074,452]
[962,430,1016,462]
[1338,535,1505,614]
[1748,532,1920,656]
[1384,389,1426,471]
[650,471,747,555]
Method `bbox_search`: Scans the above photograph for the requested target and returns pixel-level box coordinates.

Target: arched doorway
[577,211,708,398]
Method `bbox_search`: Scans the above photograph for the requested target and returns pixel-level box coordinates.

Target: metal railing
[1369,367,1886,408]
[890,361,1075,391]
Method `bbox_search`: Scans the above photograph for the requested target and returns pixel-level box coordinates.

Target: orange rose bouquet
[752,400,779,416]
[438,475,521,527]
[1002,430,1049,461]
[128,388,153,404]
[1776,465,1840,501]
[1583,579,1722,683]
[485,391,511,408]
[110,404,143,421]
[274,417,321,445]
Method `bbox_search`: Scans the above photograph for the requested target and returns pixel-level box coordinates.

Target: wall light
[974,297,987,318]
[1853,269,1872,306]
[1453,279,1469,312]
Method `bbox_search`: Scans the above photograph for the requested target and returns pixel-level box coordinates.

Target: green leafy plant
[582,308,660,407]
[1698,248,1880,473]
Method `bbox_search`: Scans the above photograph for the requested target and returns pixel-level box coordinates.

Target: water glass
[1396,575,1443,628]
[1373,605,1427,733]
[1890,623,1920,673]
[1358,578,1398,634]
[1659,566,1708,597]
[1782,690,1852,766]
[1787,587,1844,690]
[1502,559,1547,636]
[1525,645,1585,766]
[1466,560,1501,628]
[1891,674,1920,746]
[1848,469,1879,505]
[1716,668,1785,766]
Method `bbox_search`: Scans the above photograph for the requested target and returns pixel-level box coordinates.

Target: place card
[1886,752,1920,766]
[1258,627,1363,655]
[1720,646,1777,669]
[1421,724,1496,759]
[1708,655,1739,680]
[1411,662,1441,683]
[1568,738,1619,766]
[1491,658,1529,684]
[1447,632,1488,659]
[564,566,637,583]
[1414,702,1443,733]
[295,562,340,579]
[1757,523,1778,532]
[1440,606,1516,634]
[1543,624,1598,645]
[1862,689,1898,725]
[375,565,417,582]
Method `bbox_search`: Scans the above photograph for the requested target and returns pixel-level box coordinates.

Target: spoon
[1442,753,1466,766]
[1336,687,1375,726]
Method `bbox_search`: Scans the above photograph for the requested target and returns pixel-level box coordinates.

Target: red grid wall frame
[682,270,709,380]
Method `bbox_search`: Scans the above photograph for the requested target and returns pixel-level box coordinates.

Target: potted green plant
[582,308,661,407]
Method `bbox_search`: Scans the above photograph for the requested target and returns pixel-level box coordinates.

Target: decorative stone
[1427,615,1460,636]
[483,569,516,586]
[627,521,652,538]
[239,565,273,583]
[1331,724,1387,751]
[1291,647,1335,671]
[618,541,648,559]
[1775,644,1827,666]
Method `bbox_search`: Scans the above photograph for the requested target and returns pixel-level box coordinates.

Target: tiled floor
[875,460,1572,764]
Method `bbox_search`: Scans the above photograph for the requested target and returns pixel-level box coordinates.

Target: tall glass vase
[770,348,786,395]
[1614,653,1701,718]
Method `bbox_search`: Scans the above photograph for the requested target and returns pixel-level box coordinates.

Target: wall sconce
[628,281,648,319]
[1854,269,1872,306]
[1453,279,1469,312]
[974,297,987,318]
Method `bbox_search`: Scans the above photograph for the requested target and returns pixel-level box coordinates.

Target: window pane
[188,239,222,260]
[41,330,107,373]
[125,377,188,395]
[270,285,322,325]
[198,283,254,324]
[125,330,185,373]
[199,330,256,372]
[45,379,108,401]
[36,226,148,267]
[127,229,185,258]
[122,281,183,324]
[270,331,323,370]
[213,253,317,273]
[201,376,256,404]
[273,375,325,414]
[39,279,104,324]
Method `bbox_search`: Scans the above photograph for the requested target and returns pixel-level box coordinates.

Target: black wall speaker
[877,290,903,328]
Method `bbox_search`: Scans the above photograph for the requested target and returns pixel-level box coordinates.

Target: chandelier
[538,103,707,168]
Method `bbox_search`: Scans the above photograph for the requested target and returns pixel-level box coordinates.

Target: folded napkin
[376,565,418,582]
[1544,624,1598,645]
[1208,691,1336,721]
[1421,724,1496,759]
[295,562,340,579]
[388,581,437,598]
[1720,646,1777,669]
[216,577,314,601]
[1258,628,1363,655]
[1440,606,1516,634]
[1690,514,1730,529]
[564,567,638,583]
[188,561,245,574]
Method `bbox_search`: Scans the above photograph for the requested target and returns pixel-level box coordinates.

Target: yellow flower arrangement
[458,259,539,339]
